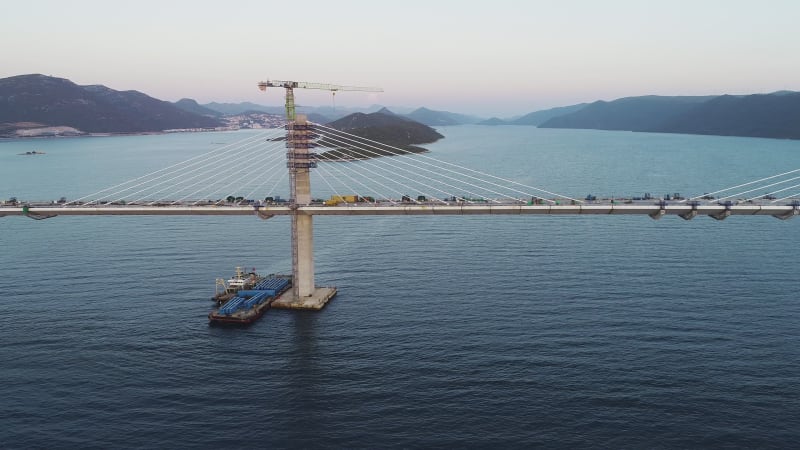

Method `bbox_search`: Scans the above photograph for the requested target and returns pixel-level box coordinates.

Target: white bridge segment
[3,203,798,219]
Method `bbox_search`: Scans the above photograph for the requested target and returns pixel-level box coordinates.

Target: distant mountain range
[478,104,590,126]
[507,104,589,126]
[403,107,483,126]
[198,102,483,127]
[173,98,223,117]
[537,93,800,139]
[202,101,286,116]
[198,102,372,121]
[3,74,800,141]
[652,93,800,139]
[0,74,221,136]
[539,95,719,131]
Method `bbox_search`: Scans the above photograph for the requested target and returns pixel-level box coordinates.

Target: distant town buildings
[165,113,287,134]
[222,113,286,130]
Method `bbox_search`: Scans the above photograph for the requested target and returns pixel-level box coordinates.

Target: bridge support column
[278,207,336,309]
[273,114,336,309]
[295,214,315,296]
[291,114,314,298]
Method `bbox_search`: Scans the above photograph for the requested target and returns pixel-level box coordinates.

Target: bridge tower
[287,114,316,299]
[258,79,381,307]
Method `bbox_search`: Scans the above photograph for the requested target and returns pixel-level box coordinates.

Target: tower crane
[257,80,383,121]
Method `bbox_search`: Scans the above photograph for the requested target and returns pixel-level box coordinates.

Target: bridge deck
[2,201,798,220]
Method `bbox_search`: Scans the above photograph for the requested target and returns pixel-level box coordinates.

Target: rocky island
[318,109,443,160]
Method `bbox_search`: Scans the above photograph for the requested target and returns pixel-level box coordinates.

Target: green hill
[508,103,588,126]
[203,101,285,116]
[403,107,482,125]
[0,74,221,135]
[538,92,800,140]
[539,96,715,131]
[655,93,800,139]
[477,117,508,126]
[319,112,443,160]
[174,98,222,117]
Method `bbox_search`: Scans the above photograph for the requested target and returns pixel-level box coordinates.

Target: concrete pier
[271,286,337,310]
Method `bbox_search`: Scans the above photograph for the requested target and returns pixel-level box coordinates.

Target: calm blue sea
[1,127,799,448]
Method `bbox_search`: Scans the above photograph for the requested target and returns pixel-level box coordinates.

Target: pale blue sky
[2,0,798,116]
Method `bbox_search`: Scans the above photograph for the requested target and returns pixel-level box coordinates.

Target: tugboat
[212,266,263,305]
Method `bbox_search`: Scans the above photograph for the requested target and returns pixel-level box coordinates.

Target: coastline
[0,127,261,141]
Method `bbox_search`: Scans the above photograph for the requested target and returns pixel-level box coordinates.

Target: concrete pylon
[291,115,314,298]
[295,214,314,296]
[271,114,337,310]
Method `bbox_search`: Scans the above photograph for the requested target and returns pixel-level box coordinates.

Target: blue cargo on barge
[208,276,291,325]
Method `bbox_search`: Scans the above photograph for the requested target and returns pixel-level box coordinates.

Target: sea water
[1,127,799,447]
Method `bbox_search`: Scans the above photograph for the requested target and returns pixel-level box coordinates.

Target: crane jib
[257,80,383,93]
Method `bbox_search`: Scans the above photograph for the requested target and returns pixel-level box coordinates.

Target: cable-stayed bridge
[3,81,799,306]
[3,122,798,220]
[3,118,799,304]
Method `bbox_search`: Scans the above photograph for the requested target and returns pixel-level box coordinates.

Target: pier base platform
[271,286,337,311]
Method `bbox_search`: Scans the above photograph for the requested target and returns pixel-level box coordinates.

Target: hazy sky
[2,0,799,116]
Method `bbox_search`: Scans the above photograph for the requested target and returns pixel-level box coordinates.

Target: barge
[208,275,292,325]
